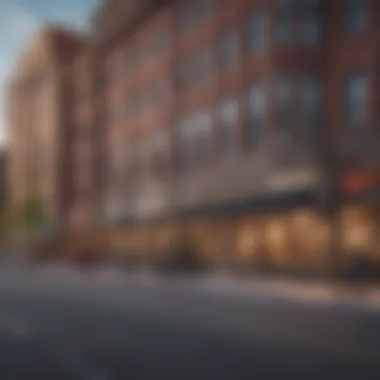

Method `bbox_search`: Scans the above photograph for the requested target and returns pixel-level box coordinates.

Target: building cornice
[92,0,170,54]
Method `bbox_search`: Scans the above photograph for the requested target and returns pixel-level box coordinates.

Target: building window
[247,84,266,147]
[149,130,169,179]
[195,47,213,82]
[152,78,170,104]
[300,0,321,45]
[346,73,369,129]
[219,32,238,70]
[346,0,366,34]
[177,2,194,33]
[176,61,191,91]
[275,0,294,46]
[218,98,239,155]
[195,0,213,20]
[154,29,169,52]
[248,13,266,53]
[193,110,213,163]
[178,110,213,170]
[300,76,321,140]
[275,77,293,131]
[178,118,191,170]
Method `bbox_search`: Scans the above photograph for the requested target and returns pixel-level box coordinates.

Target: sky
[0,0,100,144]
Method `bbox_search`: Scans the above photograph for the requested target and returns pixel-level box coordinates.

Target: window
[195,0,213,20]
[193,110,213,163]
[178,110,213,169]
[176,61,191,91]
[177,2,194,33]
[152,78,170,104]
[300,0,321,45]
[247,84,266,147]
[275,0,294,46]
[195,47,213,81]
[275,77,293,131]
[346,73,369,129]
[346,0,366,34]
[154,29,169,52]
[300,77,321,140]
[219,32,238,70]
[178,118,192,169]
[150,130,169,179]
[218,98,239,155]
[248,13,266,53]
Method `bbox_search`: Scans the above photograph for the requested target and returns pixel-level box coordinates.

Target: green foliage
[6,197,47,237]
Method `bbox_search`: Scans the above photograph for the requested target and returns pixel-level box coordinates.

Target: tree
[6,197,47,239]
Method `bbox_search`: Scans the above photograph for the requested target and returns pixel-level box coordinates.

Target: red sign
[341,171,380,194]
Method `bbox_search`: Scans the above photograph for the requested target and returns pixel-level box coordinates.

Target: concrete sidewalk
[194,273,380,311]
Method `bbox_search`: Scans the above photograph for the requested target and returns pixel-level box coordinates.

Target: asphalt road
[0,267,380,380]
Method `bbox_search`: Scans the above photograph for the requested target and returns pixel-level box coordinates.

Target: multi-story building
[6,26,87,228]
[6,0,380,270]
[91,0,380,269]
[0,147,8,212]
[65,51,96,230]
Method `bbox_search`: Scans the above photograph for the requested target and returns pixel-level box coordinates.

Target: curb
[197,274,380,311]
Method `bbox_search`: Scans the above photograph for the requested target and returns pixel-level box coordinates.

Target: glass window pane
[301,77,320,140]
[219,32,238,69]
[248,84,266,147]
[219,98,239,155]
[248,13,266,53]
[347,0,366,34]
[300,0,321,45]
[346,74,369,129]
[275,0,294,46]
[275,77,293,130]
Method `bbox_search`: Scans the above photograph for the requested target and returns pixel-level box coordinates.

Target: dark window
[154,29,169,52]
[275,0,294,46]
[300,0,321,45]
[218,98,239,155]
[248,13,266,53]
[247,84,266,147]
[346,73,369,129]
[176,61,191,91]
[177,2,194,33]
[300,77,321,140]
[178,111,213,170]
[152,78,170,104]
[219,32,238,70]
[346,0,366,34]
[195,0,214,20]
[275,77,293,131]
[195,47,213,82]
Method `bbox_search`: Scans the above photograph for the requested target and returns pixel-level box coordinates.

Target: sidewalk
[195,273,380,311]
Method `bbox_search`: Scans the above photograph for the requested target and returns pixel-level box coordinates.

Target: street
[0,267,380,379]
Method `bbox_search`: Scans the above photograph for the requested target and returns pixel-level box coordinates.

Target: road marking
[0,311,32,338]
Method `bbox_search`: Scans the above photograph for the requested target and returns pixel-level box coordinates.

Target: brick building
[6,26,87,228]
[90,0,380,267]
[0,147,8,212]
[6,0,380,268]
[92,0,379,217]
[65,51,97,230]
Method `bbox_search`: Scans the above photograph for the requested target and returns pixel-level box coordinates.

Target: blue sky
[0,0,100,144]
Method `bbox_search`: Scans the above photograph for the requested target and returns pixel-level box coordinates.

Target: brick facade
[94,0,380,224]
[6,0,380,243]
[7,27,86,227]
